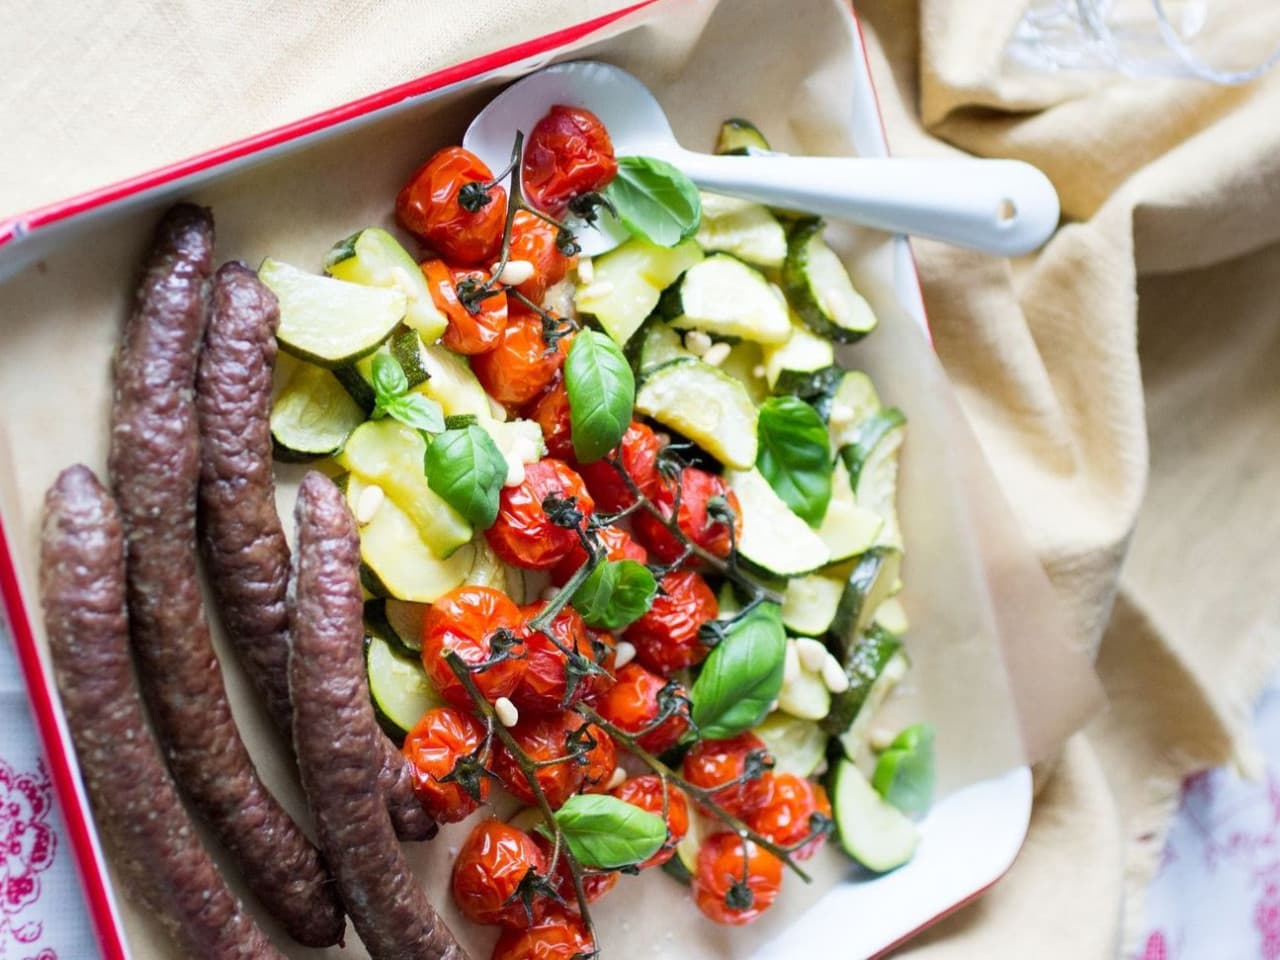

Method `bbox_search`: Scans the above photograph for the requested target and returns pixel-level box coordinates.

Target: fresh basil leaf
[372,351,409,403]
[756,396,832,527]
[871,723,935,816]
[604,156,702,247]
[691,602,786,739]
[553,793,666,869]
[565,330,635,463]
[385,393,445,435]
[571,559,657,630]
[424,425,507,527]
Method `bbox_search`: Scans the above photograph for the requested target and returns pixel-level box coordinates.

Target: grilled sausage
[108,204,344,947]
[40,465,285,960]
[194,260,435,842]
[290,472,467,960]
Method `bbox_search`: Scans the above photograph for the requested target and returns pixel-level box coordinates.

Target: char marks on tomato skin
[194,260,435,843]
[108,204,345,948]
[289,471,467,960]
[40,465,285,960]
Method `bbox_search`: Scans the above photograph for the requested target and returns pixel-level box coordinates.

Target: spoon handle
[672,153,1060,257]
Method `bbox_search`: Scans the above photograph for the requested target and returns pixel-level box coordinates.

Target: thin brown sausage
[194,261,435,842]
[290,471,467,960]
[40,465,285,960]
[108,204,344,947]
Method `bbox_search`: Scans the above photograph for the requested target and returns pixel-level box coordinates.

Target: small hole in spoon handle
[996,198,1018,224]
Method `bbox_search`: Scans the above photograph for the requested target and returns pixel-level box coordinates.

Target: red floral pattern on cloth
[1140,679,1280,959]
[0,758,56,958]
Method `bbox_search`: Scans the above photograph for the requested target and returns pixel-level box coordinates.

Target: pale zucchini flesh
[635,360,759,469]
[753,713,828,778]
[725,468,831,576]
[762,319,836,388]
[576,238,703,346]
[828,370,883,452]
[666,254,790,344]
[781,574,845,636]
[260,258,406,367]
[777,656,831,721]
[366,632,445,740]
[326,227,447,342]
[816,460,884,563]
[830,757,919,872]
[783,223,878,343]
[695,193,788,268]
[269,354,364,457]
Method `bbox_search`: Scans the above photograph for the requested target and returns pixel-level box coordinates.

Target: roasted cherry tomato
[485,458,595,570]
[579,630,618,705]
[401,706,489,823]
[632,467,743,564]
[682,733,774,819]
[549,523,648,588]
[522,105,618,217]
[420,259,508,355]
[594,662,690,754]
[526,376,574,461]
[578,722,617,794]
[492,710,587,809]
[576,421,664,514]
[746,773,832,861]
[420,585,524,706]
[624,570,717,676]
[471,305,572,408]
[530,832,619,906]
[511,602,596,715]
[507,210,577,304]
[451,819,546,928]
[611,775,690,869]
[491,904,595,960]
[396,146,506,265]
[692,832,783,926]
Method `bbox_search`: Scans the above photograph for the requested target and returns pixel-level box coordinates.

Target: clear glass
[1008,0,1280,84]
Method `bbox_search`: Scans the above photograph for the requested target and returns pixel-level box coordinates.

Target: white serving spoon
[464,61,1059,258]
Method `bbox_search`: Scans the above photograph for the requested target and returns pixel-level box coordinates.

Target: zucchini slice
[260,258,406,367]
[830,548,904,662]
[366,632,444,741]
[345,476,474,603]
[365,597,426,656]
[840,410,906,550]
[662,254,791,344]
[829,757,919,873]
[777,654,831,721]
[464,536,527,602]
[773,365,846,419]
[827,370,883,452]
[752,712,828,778]
[336,419,473,558]
[575,238,703,346]
[780,575,844,636]
[782,221,877,343]
[725,468,831,576]
[635,360,759,469]
[269,354,364,458]
[717,340,769,406]
[874,596,910,635]
[695,193,788,269]
[824,624,908,748]
[325,228,448,342]
[630,319,692,377]
[762,320,836,389]
[714,117,772,155]
[816,461,884,564]
[661,809,708,885]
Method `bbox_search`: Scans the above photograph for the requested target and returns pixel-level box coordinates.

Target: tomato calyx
[436,735,499,804]
[502,862,567,926]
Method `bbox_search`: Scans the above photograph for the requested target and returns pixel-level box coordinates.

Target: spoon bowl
[464,61,1060,257]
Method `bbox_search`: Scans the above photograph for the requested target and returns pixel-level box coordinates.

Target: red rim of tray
[0,3,1017,957]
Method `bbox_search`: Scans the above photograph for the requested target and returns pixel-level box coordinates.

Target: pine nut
[504,459,525,488]
[495,697,519,728]
[683,330,713,356]
[821,653,851,693]
[355,484,384,525]
[496,259,535,285]
[752,364,767,379]
[606,766,627,791]
[614,640,637,669]
[796,637,828,673]
[576,257,594,284]
[783,639,801,685]
[702,342,731,367]
[829,403,855,428]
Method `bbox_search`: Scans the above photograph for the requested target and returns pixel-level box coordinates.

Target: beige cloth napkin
[7,0,1280,956]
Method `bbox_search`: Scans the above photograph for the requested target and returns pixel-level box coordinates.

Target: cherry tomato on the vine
[485,458,595,570]
[471,305,572,408]
[632,467,743,564]
[530,832,619,907]
[549,523,648,588]
[526,376,574,461]
[682,732,774,819]
[492,710,587,809]
[576,421,664,514]
[511,602,596,715]
[420,585,524,707]
[578,722,617,794]
[396,146,506,265]
[691,832,783,926]
[746,773,832,861]
[491,903,595,960]
[401,706,489,823]
[507,210,577,305]
[594,662,690,754]
[420,259,508,355]
[451,819,547,928]
[610,775,690,869]
[624,570,717,676]
[522,105,618,217]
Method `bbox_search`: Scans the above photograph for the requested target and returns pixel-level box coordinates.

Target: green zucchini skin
[822,624,903,737]
[715,117,773,155]
[783,219,878,343]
